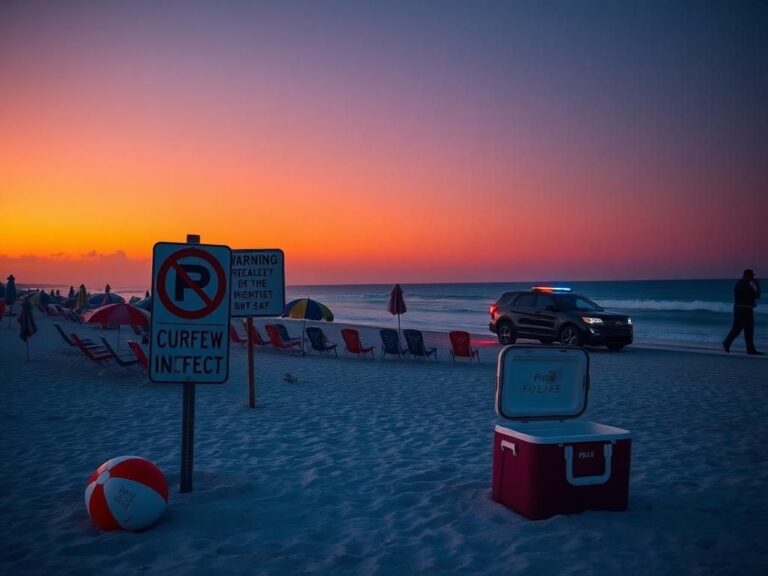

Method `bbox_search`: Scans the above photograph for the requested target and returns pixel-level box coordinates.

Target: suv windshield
[552,294,603,312]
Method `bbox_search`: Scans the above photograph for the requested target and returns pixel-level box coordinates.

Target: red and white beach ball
[85,456,168,531]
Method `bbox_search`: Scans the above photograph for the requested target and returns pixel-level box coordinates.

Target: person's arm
[754,277,761,299]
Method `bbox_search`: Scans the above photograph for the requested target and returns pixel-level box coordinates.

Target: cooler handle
[500,440,517,456]
[564,444,612,486]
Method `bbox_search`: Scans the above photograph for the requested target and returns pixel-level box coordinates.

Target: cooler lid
[495,345,589,421]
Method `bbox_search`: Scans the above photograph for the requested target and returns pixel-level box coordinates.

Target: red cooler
[491,345,631,520]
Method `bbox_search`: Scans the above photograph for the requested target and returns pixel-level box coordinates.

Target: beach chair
[275,323,301,343]
[70,332,111,365]
[54,322,97,349]
[128,340,149,373]
[230,323,248,346]
[100,337,139,368]
[449,330,479,363]
[403,329,437,360]
[341,328,375,358]
[243,321,269,347]
[380,328,406,360]
[265,324,303,352]
[305,327,338,356]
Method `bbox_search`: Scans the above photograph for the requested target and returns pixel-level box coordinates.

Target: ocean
[18,279,767,351]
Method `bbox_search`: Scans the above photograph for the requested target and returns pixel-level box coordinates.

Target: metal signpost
[230,249,285,407]
[150,237,232,492]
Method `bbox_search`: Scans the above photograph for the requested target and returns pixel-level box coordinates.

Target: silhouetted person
[723,269,762,355]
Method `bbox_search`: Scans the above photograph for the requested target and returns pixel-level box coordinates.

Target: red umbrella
[83,303,150,345]
[387,284,407,341]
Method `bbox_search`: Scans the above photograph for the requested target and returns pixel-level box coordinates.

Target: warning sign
[150,242,232,384]
[230,249,285,318]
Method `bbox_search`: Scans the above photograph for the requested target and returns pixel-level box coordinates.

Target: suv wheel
[497,322,517,345]
[559,324,581,346]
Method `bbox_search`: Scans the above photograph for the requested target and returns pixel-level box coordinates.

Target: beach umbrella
[83,303,150,345]
[6,274,17,327]
[88,292,125,307]
[25,291,54,305]
[282,298,334,353]
[283,298,334,322]
[76,285,88,310]
[387,284,407,342]
[134,296,153,312]
[18,299,37,360]
[67,286,75,299]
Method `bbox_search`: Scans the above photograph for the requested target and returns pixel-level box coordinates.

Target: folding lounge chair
[70,332,112,365]
[54,322,97,349]
[265,324,303,352]
[449,330,480,363]
[128,340,150,373]
[305,327,338,356]
[243,321,269,347]
[230,323,248,346]
[341,328,374,358]
[380,328,407,360]
[403,329,437,360]
[100,337,139,367]
[275,323,302,343]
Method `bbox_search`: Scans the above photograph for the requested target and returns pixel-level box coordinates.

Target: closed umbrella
[387,284,407,342]
[83,302,150,345]
[18,299,37,359]
[76,285,88,311]
[6,274,17,327]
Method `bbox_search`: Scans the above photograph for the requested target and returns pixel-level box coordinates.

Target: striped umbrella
[283,298,334,321]
[282,298,334,354]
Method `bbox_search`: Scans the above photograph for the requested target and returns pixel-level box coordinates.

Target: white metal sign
[230,249,285,317]
[150,242,232,383]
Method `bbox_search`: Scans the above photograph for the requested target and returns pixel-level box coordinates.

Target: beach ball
[85,456,168,531]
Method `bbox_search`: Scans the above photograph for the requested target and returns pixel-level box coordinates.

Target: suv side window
[515,293,535,308]
[535,294,556,310]
[496,292,517,307]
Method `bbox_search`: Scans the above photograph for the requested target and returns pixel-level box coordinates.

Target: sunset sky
[1,1,766,288]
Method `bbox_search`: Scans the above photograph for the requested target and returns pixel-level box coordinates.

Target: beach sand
[1,312,767,575]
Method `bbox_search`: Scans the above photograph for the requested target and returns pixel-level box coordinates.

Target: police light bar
[531,286,572,292]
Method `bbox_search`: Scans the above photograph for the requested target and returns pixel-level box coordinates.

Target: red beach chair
[230,323,247,346]
[70,332,112,365]
[265,324,303,352]
[449,331,480,363]
[341,328,375,358]
[243,321,269,347]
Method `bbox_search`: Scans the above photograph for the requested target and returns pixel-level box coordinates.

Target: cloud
[0,251,151,289]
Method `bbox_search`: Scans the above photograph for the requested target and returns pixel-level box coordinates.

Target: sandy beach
[1,311,767,575]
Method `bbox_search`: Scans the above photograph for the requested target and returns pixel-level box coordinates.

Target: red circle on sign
[157,247,227,320]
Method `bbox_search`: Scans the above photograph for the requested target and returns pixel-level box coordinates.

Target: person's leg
[723,310,743,352]
[743,310,757,354]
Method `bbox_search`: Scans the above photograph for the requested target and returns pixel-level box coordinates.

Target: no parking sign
[150,242,232,383]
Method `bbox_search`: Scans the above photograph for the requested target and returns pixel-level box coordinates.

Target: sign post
[230,249,285,408]
[150,236,232,492]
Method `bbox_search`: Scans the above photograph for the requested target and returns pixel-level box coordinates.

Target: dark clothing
[724,279,760,353]
[724,307,757,353]
[734,279,759,308]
